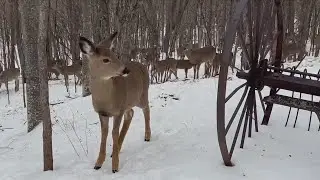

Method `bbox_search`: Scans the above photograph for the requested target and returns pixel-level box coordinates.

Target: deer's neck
[90,76,114,96]
[90,76,119,114]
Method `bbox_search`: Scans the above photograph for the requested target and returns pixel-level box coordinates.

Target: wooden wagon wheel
[217,0,283,166]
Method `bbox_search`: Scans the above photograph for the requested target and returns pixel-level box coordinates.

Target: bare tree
[38,0,53,171]
[81,0,92,97]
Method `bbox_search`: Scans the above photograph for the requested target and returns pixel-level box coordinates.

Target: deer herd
[0,31,319,173]
[1,33,318,94]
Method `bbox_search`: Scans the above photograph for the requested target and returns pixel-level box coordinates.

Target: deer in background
[184,46,217,79]
[176,59,195,79]
[79,32,151,173]
[163,58,178,81]
[52,60,82,93]
[177,46,186,60]
[205,52,234,78]
[150,60,167,83]
[47,59,63,80]
[0,67,20,90]
[177,43,199,60]
[139,47,159,71]
[282,43,307,62]
[282,33,307,62]
[0,67,20,104]
[150,58,178,83]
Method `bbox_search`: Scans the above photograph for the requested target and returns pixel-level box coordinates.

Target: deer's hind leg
[117,109,134,154]
[184,68,188,79]
[171,68,178,80]
[142,106,151,141]
[94,114,109,170]
[64,75,69,93]
[193,65,198,79]
[76,73,82,85]
[111,112,124,173]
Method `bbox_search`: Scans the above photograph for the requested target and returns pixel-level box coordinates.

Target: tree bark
[81,0,92,97]
[39,0,53,171]
[20,0,43,132]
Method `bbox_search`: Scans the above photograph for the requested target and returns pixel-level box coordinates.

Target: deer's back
[64,64,81,74]
[123,61,149,108]
[186,46,216,64]
[153,61,167,72]
[165,58,178,68]
[0,68,20,82]
[176,60,193,69]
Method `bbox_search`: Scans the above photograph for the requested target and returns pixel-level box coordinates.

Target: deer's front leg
[64,75,69,93]
[94,114,109,170]
[112,113,124,173]
[143,106,151,141]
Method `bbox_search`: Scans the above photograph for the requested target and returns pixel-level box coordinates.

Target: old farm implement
[216,0,320,166]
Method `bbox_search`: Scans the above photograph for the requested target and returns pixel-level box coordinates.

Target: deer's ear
[108,32,118,49]
[79,36,96,55]
[98,32,118,49]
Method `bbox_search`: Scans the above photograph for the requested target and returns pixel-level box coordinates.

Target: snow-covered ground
[1,56,320,180]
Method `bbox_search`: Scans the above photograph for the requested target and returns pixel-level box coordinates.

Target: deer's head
[79,32,130,80]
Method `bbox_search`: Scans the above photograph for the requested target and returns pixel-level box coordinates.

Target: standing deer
[177,43,199,60]
[282,43,306,61]
[134,47,159,71]
[150,60,169,83]
[47,60,62,80]
[184,46,217,79]
[205,52,233,77]
[176,59,195,79]
[52,61,82,93]
[177,46,186,60]
[163,58,178,81]
[0,68,20,103]
[0,67,20,90]
[79,32,151,173]
[150,58,178,83]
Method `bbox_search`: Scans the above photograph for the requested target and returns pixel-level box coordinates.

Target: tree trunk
[81,0,92,97]
[38,0,53,171]
[20,0,44,132]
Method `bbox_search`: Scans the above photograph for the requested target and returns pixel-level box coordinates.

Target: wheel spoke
[226,85,249,133]
[240,105,250,148]
[248,92,254,138]
[253,92,259,132]
[225,82,247,103]
[241,90,254,148]
[257,90,266,113]
[229,97,249,158]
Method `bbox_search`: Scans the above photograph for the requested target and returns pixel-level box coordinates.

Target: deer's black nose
[122,67,130,75]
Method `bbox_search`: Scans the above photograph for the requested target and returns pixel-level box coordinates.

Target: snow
[1,56,320,180]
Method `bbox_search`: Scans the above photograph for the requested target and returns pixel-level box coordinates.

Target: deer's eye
[102,58,110,63]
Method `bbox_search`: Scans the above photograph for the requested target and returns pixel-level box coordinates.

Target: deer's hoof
[144,138,150,142]
[112,169,118,173]
[94,166,101,170]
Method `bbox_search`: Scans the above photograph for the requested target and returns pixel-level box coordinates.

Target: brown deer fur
[79,32,151,173]
[176,59,197,79]
[0,68,20,91]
